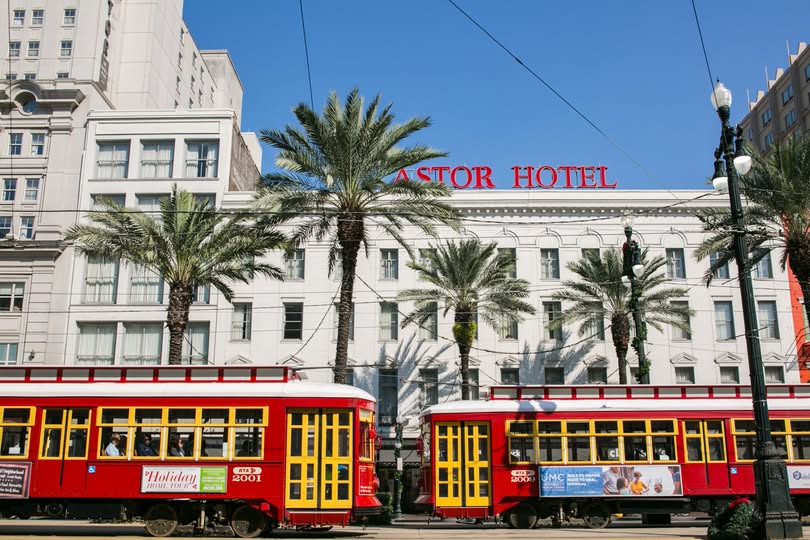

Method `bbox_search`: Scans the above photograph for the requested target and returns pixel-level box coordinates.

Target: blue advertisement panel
[539,465,683,497]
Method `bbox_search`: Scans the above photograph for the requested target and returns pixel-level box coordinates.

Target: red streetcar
[0,365,381,537]
[416,383,810,528]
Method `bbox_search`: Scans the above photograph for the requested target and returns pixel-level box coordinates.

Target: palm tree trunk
[335,217,363,384]
[611,314,631,384]
[167,284,193,365]
[453,310,475,401]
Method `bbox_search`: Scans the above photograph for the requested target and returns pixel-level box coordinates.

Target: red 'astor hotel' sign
[394,165,618,190]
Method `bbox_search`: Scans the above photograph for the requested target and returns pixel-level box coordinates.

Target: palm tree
[695,137,810,325]
[551,249,691,384]
[398,240,535,400]
[65,186,286,365]
[253,88,461,384]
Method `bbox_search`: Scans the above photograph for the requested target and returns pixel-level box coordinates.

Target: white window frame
[185,141,219,178]
[8,42,20,58]
[544,367,564,384]
[543,301,562,341]
[675,366,696,384]
[83,255,119,304]
[0,343,18,366]
[231,303,252,341]
[181,323,209,365]
[285,249,305,280]
[122,323,163,365]
[129,265,163,304]
[753,253,773,279]
[709,252,730,279]
[757,300,780,340]
[714,301,735,341]
[27,41,40,57]
[19,216,34,239]
[380,249,399,280]
[9,134,22,156]
[666,248,686,279]
[23,179,39,202]
[0,283,25,312]
[379,302,399,341]
[76,323,117,365]
[63,8,76,25]
[540,248,560,279]
[60,40,73,57]
[3,179,16,202]
[30,133,45,156]
[419,368,439,407]
[140,141,175,178]
[497,315,518,340]
[764,365,785,384]
[283,302,304,341]
[719,366,740,384]
[498,248,517,278]
[31,10,43,25]
[0,217,11,237]
[12,10,24,26]
[671,300,692,340]
[587,366,608,384]
[96,142,130,179]
[501,367,519,384]
[418,302,438,341]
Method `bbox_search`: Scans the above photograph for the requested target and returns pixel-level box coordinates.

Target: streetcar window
[359,413,373,461]
[3,408,29,424]
[705,421,726,462]
[201,408,229,425]
[168,408,196,424]
[134,408,162,424]
[772,420,789,457]
[508,421,534,435]
[595,436,620,462]
[538,422,563,462]
[100,408,129,425]
[565,421,591,462]
[684,421,704,462]
[507,421,535,463]
[45,409,64,425]
[235,409,263,424]
[0,407,32,458]
[234,427,261,458]
[732,419,756,461]
[66,409,90,458]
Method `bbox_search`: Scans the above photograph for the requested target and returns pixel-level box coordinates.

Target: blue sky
[184,1,810,190]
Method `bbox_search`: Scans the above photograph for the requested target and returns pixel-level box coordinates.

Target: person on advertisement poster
[602,466,620,495]
[630,471,649,495]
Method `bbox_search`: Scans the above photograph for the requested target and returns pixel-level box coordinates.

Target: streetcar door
[682,419,731,492]
[463,423,491,507]
[435,422,462,507]
[435,422,491,509]
[34,408,92,497]
[285,409,354,510]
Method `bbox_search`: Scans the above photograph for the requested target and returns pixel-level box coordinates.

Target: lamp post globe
[710,81,802,539]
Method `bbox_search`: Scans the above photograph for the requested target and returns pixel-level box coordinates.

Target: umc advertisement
[539,465,683,497]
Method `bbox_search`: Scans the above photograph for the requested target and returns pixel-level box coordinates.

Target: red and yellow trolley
[416,383,810,528]
[0,365,380,537]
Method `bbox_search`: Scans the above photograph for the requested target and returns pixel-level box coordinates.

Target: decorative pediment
[227,355,252,365]
[714,353,742,365]
[669,353,697,365]
[278,355,304,367]
[762,352,785,364]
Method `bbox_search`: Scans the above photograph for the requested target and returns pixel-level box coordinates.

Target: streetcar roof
[420,397,808,417]
[0,381,375,402]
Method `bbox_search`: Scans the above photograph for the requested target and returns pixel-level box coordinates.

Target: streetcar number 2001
[232,466,263,482]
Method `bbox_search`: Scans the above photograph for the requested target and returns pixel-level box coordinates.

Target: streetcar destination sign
[394,165,618,190]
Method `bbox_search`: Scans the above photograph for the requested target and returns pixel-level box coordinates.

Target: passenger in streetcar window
[237,440,254,457]
[137,434,156,456]
[104,433,121,456]
[119,435,128,456]
[169,437,185,457]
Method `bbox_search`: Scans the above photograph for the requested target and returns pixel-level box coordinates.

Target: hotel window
[0,217,11,238]
[19,217,34,239]
[24,179,39,202]
[23,73,35,81]
[285,249,305,280]
[761,108,772,126]
[8,42,20,58]
[498,248,517,278]
[584,302,605,340]
[283,302,303,340]
[198,90,202,104]
[140,141,174,178]
[129,265,163,304]
[765,132,774,148]
[12,10,24,26]
[0,343,18,366]
[76,324,116,365]
[27,41,40,57]
[190,76,195,91]
[666,248,686,279]
[31,134,45,156]
[380,249,398,280]
[752,253,773,278]
[57,72,69,79]
[418,302,438,341]
[5,74,16,81]
[9,134,22,156]
[419,368,439,407]
[497,315,518,340]
[709,251,729,279]
[3,180,16,202]
[671,300,692,340]
[545,367,564,384]
[543,301,562,341]
[332,303,354,341]
[379,302,399,341]
[378,369,398,425]
[97,142,130,178]
[31,10,44,25]
[122,323,162,365]
[231,303,252,341]
[782,85,793,105]
[192,52,197,68]
[91,194,125,210]
[501,367,519,384]
[540,248,560,279]
[675,366,695,384]
[185,141,218,177]
[714,301,735,340]
[188,98,193,109]
[181,323,209,365]
[178,52,183,69]
[757,301,779,340]
[180,28,185,44]
[0,283,24,312]
[764,366,785,384]
[136,194,166,219]
[63,9,76,25]
[587,366,608,384]
[785,110,797,129]
[720,366,740,384]
[581,248,600,261]
[83,255,119,304]
[191,283,210,305]
[468,369,480,400]
[175,77,180,92]
[60,40,73,57]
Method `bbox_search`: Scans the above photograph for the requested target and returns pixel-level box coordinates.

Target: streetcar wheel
[144,503,179,537]
[506,503,538,529]
[230,504,268,538]
[582,502,611,529]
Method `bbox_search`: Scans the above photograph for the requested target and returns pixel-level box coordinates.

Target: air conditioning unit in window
[4,233,15,241]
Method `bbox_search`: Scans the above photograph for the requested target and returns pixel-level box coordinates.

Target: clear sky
[184,1,810,190]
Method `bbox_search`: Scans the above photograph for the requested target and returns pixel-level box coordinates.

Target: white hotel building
[0,1,803,457]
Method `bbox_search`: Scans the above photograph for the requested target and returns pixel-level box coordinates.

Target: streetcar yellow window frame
[506,420,536,464]
[731,419,757,462]
[0,406,34,459]
[358,409,374,462]
[789,419,810,462]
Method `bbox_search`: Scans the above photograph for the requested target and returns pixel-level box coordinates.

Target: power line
[298,0,315,110]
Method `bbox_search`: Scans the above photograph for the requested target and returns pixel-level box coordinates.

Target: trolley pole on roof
[709,81,801,539]
[393,417,403,519]
[621,214,649,384]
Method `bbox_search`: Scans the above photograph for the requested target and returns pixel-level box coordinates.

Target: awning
[377,448,420,467]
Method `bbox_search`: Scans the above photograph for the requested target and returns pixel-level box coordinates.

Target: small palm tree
[551,249,691,384]
[65,186,286,365]
[696,137,810,325]
[398,240,536,400]
[253,88,461,383]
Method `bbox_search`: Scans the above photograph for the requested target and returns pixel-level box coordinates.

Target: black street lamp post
[710,81,802,539]
[621,215,650,384]
[392,417,403,519]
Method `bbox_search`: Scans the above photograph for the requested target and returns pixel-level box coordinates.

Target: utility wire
[298,0,315,109]
[690,0,717,94]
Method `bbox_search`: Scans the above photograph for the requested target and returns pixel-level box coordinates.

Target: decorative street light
[392,416,403,519]
[621,214,649,384]
[710,81,802,539]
